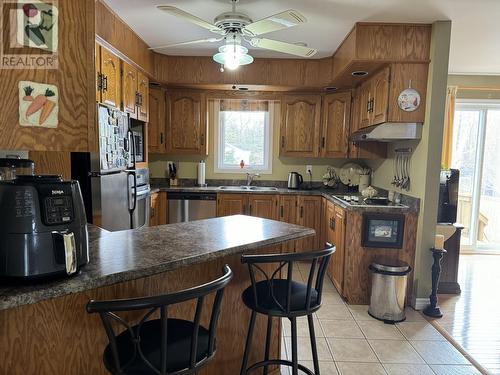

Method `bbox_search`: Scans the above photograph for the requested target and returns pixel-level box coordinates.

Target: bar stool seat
[103,319,211,374]
[87,266,233,375]
[240,245,335,375]
[242,280,319,316]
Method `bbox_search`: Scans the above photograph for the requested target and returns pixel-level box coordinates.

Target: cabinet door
[166,91,207,155]
[325,201,336,279]
[280,95,321,157]
[331,206,346,294]
[100,48,121,108]
[371,66,390,125]
[279,195,298,252]
[150,192,159,226]
[148,88,166,154]
[150,192,167,226]
[358,80,372,129]
[248,194,279,220]
[296,196,323,252]
[321,92,352,158]
[217,193,248,216]
[121,61,138,117]
[137,72,149,122]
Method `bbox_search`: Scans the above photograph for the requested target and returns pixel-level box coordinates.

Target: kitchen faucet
[246,173,260,186]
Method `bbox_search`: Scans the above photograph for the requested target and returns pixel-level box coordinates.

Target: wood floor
[435,254,500,375]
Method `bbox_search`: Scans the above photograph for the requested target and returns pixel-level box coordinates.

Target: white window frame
[214,101,273,174]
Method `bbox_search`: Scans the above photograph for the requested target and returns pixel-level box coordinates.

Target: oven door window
[362,214,405,248]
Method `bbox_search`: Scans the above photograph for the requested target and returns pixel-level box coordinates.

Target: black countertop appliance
[0,175,89,279]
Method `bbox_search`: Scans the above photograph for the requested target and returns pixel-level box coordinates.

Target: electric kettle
[287,172,303,189]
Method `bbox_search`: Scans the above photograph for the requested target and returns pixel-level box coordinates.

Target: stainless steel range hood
[349,122,422,142]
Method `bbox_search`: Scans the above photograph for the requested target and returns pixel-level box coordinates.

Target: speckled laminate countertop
[0,216,314,311]
[151,185,419,212]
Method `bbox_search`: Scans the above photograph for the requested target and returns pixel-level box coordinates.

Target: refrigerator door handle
[128,171,137,212]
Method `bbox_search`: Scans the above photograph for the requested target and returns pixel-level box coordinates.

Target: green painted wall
[367,21,452,302]
[149,101,357,182]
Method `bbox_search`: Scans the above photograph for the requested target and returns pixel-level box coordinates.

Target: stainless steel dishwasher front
[167,192,217,223]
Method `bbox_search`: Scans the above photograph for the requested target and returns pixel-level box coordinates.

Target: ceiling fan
[151,0,317,70]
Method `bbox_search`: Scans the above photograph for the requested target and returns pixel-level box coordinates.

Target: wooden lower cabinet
[325,200,346,294]
[150,192,167,226]
[279,195,298,252]
[295,196,323,253]
[217,193,247,216]
[248,194,279,220]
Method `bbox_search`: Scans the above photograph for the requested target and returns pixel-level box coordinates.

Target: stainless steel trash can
[368,261,411,323]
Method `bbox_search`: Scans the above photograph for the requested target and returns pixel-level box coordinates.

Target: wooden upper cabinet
[137,72,149,122]
[148,87,166,154]
[371,67,390,125]
[321,92,352,158]
[121,61,138,117]
[166,91,207,155]
[217,193,248,216]
[280,95,322,157]
[248,194,279,220]
[296,196,323,253]
[357,81,372,129]
[99,47,121,108]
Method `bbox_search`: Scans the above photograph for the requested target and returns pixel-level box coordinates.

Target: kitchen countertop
[151,185,419,213]
[0,216,314,311]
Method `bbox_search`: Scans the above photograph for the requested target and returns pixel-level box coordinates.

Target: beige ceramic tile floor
[278,262,482,375]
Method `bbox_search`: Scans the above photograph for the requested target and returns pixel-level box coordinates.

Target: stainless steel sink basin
[217,186,278,191]
[248,186,278,191]
[218,186,250,190]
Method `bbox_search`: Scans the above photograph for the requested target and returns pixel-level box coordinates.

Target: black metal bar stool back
[240,244,335,375]
[87,266,233,375]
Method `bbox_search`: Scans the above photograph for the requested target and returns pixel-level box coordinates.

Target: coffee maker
[0,175,89,279]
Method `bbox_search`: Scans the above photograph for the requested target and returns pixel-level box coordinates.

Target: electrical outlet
[306,165,313,174]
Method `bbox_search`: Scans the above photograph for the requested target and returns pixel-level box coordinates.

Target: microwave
[362,213,405,249]
[130,120,144,163]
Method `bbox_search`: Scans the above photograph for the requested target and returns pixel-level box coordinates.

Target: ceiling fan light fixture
[213,42,253,70]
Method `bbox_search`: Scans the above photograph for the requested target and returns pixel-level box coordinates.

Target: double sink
[218,186,278,192]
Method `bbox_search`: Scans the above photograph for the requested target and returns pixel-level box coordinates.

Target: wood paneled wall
[155,54,334,90]
[0,0,96,152]
[95,0,155,77]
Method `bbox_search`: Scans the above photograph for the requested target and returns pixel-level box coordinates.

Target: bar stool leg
[290,317,299,375]
[263,315,273,375]
[307,314,320,375]
[240,310,257,375]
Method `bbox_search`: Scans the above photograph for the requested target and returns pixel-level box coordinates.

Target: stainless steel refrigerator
[71,104,150,231]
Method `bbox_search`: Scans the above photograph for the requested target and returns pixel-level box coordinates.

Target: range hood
[349,122,422,142]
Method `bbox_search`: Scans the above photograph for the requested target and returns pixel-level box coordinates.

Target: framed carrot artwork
[18,81,59,128]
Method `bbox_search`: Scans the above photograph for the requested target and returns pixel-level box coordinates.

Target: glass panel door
[477,109,500,249]
[452,108,481,246]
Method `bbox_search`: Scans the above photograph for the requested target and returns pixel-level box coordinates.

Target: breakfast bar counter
[0,215,314,374]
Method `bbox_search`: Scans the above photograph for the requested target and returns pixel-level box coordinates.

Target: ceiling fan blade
[157,5,225,35]
[149,37,222,50]
[250,38,317,57]
[243,10,306,36]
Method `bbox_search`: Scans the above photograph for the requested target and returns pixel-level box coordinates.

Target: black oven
[362,213,405,248]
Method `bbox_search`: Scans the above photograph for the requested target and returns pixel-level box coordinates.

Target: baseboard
[414,298,429,310]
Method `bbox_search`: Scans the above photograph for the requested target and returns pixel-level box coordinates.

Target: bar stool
[240,244,335,375]
[86,265,233,375]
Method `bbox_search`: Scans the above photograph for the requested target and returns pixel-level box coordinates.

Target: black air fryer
[0,175,89,279]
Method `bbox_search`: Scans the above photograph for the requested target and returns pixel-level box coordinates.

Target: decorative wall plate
[398,87,421,112]
[339,162,363,186]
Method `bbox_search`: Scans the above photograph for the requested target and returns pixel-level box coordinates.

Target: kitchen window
[214,99,272,174]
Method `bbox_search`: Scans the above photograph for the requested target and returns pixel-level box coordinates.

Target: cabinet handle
[243,204,246,214]
[102,75,108,92]
[332,217,336,230]
[300,206,304,218]
[97,73,103,92]
[321,137,325,148]
[160,133,164,145]
[139,94,143,106]
[281,136,285,148]
[135,92,140,106]
[249,204,252,215]
[280,205,284,218]
[151,207,155,218]
[200,133,205,146]
[369,98,374,113]
[366,99,370,113]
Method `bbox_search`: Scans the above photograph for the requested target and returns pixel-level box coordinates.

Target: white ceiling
[104,0,500,75]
